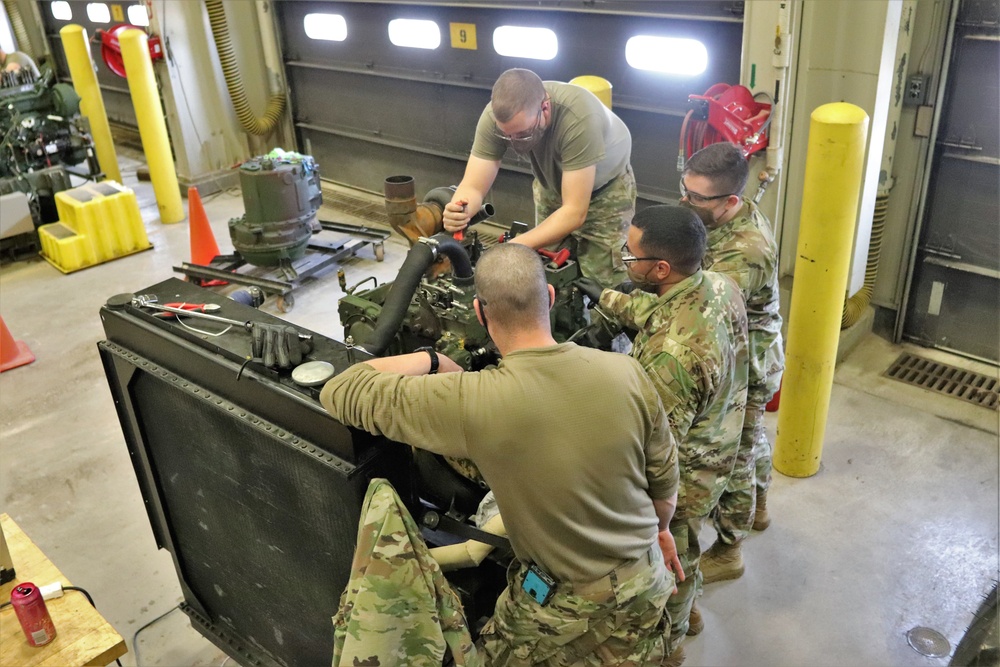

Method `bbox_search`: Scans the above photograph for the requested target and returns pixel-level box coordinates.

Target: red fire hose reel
[679,84,771,163]
[98,24,164,77]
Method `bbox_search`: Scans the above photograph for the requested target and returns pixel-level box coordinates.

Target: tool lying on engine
[152,302,223,318]
[132,294,254,329]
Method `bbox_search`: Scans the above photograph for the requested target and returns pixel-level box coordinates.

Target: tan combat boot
[686,602,704,636]
[664,644,686,667]
[753,489,771,531]
[699,540,744,584]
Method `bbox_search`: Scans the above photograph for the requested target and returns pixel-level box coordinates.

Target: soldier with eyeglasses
[443,68,635,288]
[680,141,785,587]
[577,204,748,665]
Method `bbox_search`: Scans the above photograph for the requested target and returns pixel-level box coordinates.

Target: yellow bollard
[570,75,612,109]
[119,29,184,223]
[60,25,122,183]
[773,103,868,478]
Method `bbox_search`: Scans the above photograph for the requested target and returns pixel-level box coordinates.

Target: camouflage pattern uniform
[600,270,749,641]
[478,545,672,666]
[534,165,636,288]
[703,200,784,544]
[333,478,479,667]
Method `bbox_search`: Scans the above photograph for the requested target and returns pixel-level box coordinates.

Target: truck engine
[338,175,618,369]
[0,64,101,231]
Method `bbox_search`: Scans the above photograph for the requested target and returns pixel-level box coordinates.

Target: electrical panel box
[905,74,929,107]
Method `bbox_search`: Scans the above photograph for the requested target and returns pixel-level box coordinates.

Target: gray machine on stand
[174,151,387,312]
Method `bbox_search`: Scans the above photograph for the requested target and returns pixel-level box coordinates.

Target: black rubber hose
[359,243,435,356]
[431,233,473,280]
[359,233,472,355]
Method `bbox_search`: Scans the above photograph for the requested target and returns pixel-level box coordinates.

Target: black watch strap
[417,347,439,374]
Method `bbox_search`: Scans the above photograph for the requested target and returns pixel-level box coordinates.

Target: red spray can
[11,582,57,646]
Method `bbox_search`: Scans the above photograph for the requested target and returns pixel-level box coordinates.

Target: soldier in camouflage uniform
[443,68,635,287]
[680,143,784,584]
[581,205,749,664]
[333,478,479,666]
[323,244,682,665]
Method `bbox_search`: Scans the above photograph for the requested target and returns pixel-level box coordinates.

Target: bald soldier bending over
[444,68,635,288]
[322,243,683,664]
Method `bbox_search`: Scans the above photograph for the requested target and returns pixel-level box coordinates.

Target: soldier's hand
[575,277,605,305]
[442,201,471,233]
[658,529,685,593]
[251,322,312,369]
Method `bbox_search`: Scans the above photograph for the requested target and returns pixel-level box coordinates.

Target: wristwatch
[416,346,439,375]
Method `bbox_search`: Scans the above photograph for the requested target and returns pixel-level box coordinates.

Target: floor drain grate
[321,191,389,226]
[884,353,999,410]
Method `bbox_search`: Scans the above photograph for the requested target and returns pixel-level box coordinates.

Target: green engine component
[339,237,609,371]
[1,67,93,179]
[228,150,322,267]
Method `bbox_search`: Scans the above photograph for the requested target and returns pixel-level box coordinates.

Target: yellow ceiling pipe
[59,25,122,184]
[773,102,868,478]
[120,29,184,224]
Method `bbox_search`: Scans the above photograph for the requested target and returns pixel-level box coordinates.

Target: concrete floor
[1,160,997,667]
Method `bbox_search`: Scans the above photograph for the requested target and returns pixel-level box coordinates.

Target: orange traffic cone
[0,316,35,372]
[188,186,221,266]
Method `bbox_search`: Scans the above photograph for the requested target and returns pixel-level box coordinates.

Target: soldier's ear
[547,284,555,310]
[655,259,672,280]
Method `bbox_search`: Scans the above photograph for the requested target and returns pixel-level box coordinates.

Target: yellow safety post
[119,29,184,223]
[570,75,612,109]
[773,102,868,478]
[60,25,121,183]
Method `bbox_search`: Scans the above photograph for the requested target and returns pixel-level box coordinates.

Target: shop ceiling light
[304,13,347,42]
[51,1,72,21]
[127,4,149,27]
[388,19,440,50]
[86,3,111,24]
[493,26,557,61]
[626,35,708,76]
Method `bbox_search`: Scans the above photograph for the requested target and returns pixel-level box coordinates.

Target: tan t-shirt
[471,81,631,195]
[321,342,678,583]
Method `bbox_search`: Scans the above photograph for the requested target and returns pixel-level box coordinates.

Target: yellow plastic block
[39,181,152,273]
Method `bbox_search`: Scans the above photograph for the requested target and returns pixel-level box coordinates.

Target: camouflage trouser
[665,516,704,642]
[533,165,636,288]
[478,544,674,666]
[666,440,737,639]
[712,336,784,541]
[753,397,774,493]
[751,338,784,494]
[711,405,760,545]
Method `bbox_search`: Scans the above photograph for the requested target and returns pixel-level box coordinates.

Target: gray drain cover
[906,626,951,658]
[884,352,998,410]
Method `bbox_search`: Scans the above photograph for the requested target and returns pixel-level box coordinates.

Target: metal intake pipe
[384,175,494,245]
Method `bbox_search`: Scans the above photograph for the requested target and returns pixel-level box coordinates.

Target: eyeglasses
[493,105,544,143]
[679,178,735,205]
[620,241,664,265]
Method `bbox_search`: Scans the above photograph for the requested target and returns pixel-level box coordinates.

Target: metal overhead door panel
[278,1,743,223]
[39,0,144,128]
[904,0,1000,363]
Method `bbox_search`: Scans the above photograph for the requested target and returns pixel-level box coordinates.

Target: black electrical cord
[64,586,124,667]
[132,604,181,667]
[64,585,95,607]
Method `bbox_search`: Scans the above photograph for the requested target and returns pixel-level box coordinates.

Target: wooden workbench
[0,514,127,666]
